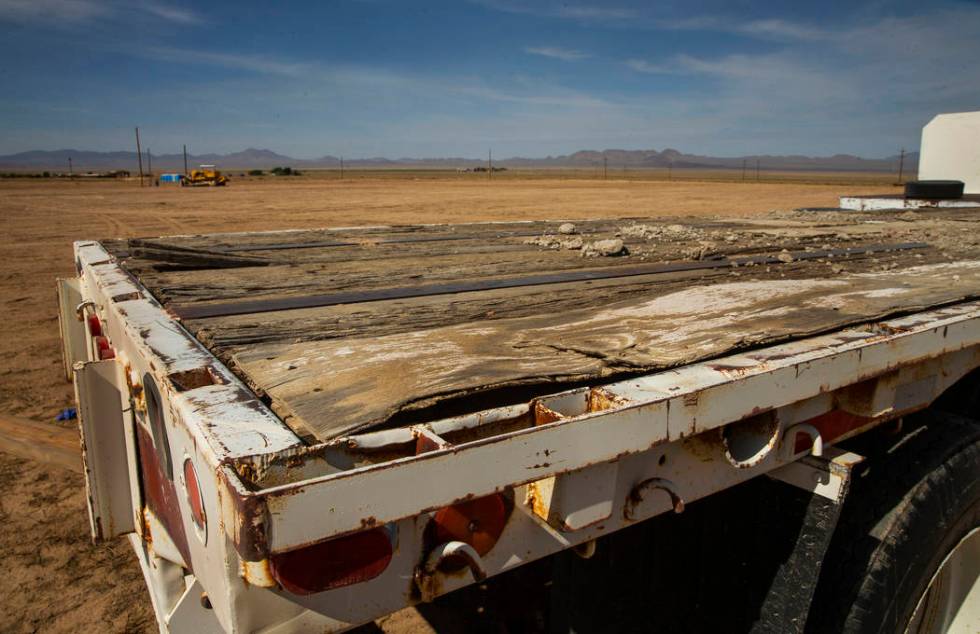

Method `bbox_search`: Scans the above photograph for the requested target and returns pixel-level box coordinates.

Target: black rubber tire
[904,180,964,199]
[805,409,980,633]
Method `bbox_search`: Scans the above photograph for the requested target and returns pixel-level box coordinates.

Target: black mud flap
[549,450,861,634]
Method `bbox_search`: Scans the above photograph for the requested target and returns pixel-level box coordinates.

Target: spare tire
[904,180,965,199]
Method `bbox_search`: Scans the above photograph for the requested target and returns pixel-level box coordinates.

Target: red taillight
[94,336,115,360]
[183,458,206,530]
[269,528,393,595]
[87,314,102,337]
[431,493,507,556]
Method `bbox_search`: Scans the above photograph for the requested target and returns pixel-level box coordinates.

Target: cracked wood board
[232,261,980,442]
[108,217,878,308]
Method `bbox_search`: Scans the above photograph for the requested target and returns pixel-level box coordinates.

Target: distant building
[919,111,980,194]
[77,170,130,178]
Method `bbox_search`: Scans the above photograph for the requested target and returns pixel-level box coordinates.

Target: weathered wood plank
[112,212,980,442]
[233,261,980,441]
[121,216,920,307]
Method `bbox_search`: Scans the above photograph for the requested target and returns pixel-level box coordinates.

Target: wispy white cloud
[141,1,202,24]
[625,59,674,74]
[733,18,825,41]
[140,43,609,109]
[0,0,106,24]
[143,47,309,77]
[525,46,590,61]
[618,5,980,155]
[453,83,609,108]
[555,4,634,20]
[654,15,827,41]
[471,1,635,22]
[474,1,831,43]
[0,0,203,26]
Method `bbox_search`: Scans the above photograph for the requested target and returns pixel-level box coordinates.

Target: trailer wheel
[806,409,980,634]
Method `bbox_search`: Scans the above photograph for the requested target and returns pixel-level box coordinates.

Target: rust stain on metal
[532,400,563,426]
[721,410,780,469]
[219,467,270,562]
[524,481,550,520]
[681,431,720,463]
[135,424,193,568]
[359,516,379,529]
[240,558,273,588]
[586,387,628,412]
[168,367,221,392]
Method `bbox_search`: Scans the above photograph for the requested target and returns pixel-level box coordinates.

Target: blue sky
[1,0,978,158]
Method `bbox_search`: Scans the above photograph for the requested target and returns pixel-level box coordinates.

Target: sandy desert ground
[0,172,897,633]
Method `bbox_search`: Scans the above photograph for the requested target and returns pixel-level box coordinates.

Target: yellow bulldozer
[181,165,228,187]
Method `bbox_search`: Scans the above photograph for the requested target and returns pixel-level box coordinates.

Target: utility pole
[68,156,73,178]
[603,155,607,180]
[340,156,344,180]
[183,144,188,176]
[741,158,746,181]
[147,148,152,176]
[897,148,906,184]
[135,127,144,187]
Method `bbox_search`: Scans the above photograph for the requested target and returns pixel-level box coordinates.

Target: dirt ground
[0,173,896,633]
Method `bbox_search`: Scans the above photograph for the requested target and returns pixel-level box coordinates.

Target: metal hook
[782,423,823,459]
[573,539,597,559]
[415,541,487,602]
[75,300,95,321]
[625,477,685,520]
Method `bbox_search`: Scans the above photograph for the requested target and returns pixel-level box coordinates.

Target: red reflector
[431,494,507,556]
[270,528,393,595]
[87,314,102,337]
[95,336,115,360]
[183,458,206,530]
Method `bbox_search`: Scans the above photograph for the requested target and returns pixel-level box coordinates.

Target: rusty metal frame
[71,237,980,633]
[234,301,980,553]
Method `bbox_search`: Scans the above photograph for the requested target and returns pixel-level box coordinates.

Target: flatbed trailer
[59,209,980,633]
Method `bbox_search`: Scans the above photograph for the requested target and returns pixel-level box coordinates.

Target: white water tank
[918,111,980,194]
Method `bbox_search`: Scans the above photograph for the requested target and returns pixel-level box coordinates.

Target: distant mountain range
[0,146,915,173]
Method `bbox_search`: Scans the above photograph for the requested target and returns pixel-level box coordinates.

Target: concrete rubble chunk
[558,223,578,235]
[583,238,627,257]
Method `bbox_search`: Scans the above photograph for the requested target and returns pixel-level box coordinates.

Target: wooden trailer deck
[102,209,980,442]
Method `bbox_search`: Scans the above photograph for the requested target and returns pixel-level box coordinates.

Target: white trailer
[60,211,980,633]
